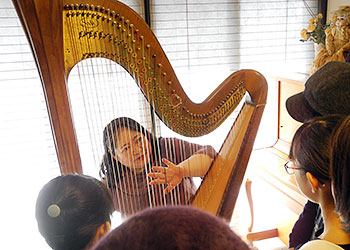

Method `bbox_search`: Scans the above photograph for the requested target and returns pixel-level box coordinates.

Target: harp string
[136,36,161,208]
[67,9,102,169]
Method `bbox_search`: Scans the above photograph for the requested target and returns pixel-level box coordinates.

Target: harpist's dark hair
[92,206,251,250]
[289,114,345,183]
[35,174,114,250]
[330,115,350,233]
[99,117,158,189]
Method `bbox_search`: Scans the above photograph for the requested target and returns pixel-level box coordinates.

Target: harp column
[13,0,82,174]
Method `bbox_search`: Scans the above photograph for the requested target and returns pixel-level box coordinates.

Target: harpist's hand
[148,158,184,194]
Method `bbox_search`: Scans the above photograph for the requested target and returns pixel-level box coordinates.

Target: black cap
[286,61,350,122]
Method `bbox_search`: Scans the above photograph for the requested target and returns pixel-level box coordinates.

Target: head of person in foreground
[92,206,251,250]
[35,174,114,250]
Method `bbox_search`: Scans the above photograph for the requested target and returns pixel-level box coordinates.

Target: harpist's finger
[149,179,166,185]
[164,185,175,194]
[152,166,166,172]
[148,173,164,179]
[162,158,175,167]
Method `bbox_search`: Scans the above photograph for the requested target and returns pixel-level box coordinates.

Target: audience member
[330,116,350,233]
[285,61,350,249]
[287,115,350,250]
[36,174,114,250]
[92,206,251,250]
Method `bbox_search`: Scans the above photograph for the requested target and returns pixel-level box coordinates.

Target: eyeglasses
[284,161,303,175]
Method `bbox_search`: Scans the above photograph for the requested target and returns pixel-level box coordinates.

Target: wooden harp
[13,0,267,220]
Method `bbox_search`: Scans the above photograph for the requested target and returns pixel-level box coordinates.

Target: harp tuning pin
[85,4,89,10]
[75,4,79,10]
[157,63,162,67]
[167,81,172,85]
[116,13,120,17]
[79,4,84,9]
[146,44,150,49]
[106,8,110,14]
[135,29,139,33]
[96,5,100,11]
[130,24,134,28]
[64,5,70,10]
[152,54,156,58]
[90,5,94,10]
[162,72,167,76]
[100,7,105,12]
[111,11,115,16]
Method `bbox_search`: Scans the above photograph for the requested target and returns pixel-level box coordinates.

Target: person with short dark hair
[287,115,350,250]
[285,61,350,250]
[330,116,350,233]
[35,174,114,250]
[92,206,251,250]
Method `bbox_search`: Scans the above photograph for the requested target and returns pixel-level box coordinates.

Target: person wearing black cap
[286,61,350,122]
[285,61,350,250]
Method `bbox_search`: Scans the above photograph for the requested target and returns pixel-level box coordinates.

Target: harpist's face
[113,127,152,172]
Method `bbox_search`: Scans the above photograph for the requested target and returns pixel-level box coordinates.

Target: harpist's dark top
[110,137,216,217]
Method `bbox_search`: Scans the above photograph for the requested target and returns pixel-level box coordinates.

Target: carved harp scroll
[13,0,267,220]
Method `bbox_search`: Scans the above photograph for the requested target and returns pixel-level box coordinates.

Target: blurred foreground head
[93,206,251,250]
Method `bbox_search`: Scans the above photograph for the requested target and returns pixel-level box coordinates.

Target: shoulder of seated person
[299,240,344,250]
